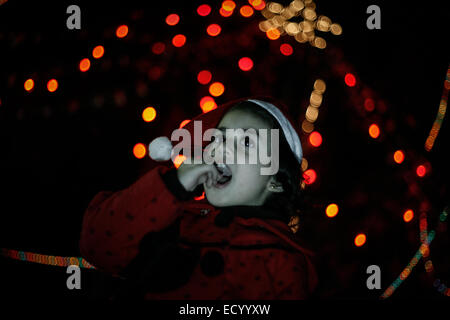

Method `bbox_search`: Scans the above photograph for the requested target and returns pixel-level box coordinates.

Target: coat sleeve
[272,251,318,300]
[79,165,200,276]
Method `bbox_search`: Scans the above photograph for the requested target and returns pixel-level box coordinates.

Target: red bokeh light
[416,165,426,177]
[309,131,322,147]
[280,43,293,56]
[197,70,212,85]
[344,73,356,87]
[303,169,317,185]
[238,57,253,71]
[197,4,211,16]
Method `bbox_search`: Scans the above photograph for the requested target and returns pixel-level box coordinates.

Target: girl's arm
[79,165,199,276]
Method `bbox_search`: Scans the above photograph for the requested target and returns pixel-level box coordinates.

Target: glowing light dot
[165,14,180,26]
[47,79,58,92]
[250,0,266,10]
[180,119,191,128]
[133,143,146,159]
[416,165,426,177]
[209,82,225,97]
[220,8,233,17]
[24,79,34,91]
[195,191,205,201]
[152,42,165,55]
[142,107,157,122]
[197,70,212,85]
[266,28,280,40]
[369,124,380,139]
[393,150,405,164]
[116,25,129,38]
[200,96,217,113]
[309,131,322,147]
[344,73,356,87]
[240,5,254,17]
[197,4,211,16]
[222,1,236,11]
[354,233,366,247]
[403,209,414,223]
[207,24,222,37]
[280,43,293,56]
[238,57,254,71]
[173,155,186,168]
[79,58,91,72]
[326,204,339,218]
[172,34,186,47]
[92,46,104,59]
[303,169,316,185]
[364,98,375,112]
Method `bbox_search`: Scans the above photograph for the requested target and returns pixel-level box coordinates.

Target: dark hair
[228,100,304,226]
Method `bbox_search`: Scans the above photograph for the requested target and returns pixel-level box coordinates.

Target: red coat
[79,165,318,300]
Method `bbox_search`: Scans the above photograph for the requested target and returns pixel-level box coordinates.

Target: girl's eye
[241,136,254,148]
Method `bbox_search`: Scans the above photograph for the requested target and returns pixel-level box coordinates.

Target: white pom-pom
[149,136,173,161]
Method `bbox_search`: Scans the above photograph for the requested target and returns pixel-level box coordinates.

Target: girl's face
[203,108,279,207]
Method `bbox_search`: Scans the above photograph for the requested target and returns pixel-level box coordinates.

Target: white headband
[246,99,303,164]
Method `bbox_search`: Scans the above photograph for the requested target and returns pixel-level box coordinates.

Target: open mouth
[213,162,232,188]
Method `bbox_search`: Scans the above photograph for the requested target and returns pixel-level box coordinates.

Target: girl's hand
[176,160,222,192]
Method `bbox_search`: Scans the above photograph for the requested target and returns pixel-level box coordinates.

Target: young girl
[79,96,318,300]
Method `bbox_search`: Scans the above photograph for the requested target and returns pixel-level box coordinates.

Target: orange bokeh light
[92,45,104,59]
[326,204,339,218]
[219,7,233,17]
[200,96,217,113]
[172,34,186,47]
[403,209,414,223]
[142,107,157,122]
[133,143,146,159]
[116,25,129,38]
[393,150,405,164]
[309,131,322,147]
[173,155,186,168]
[165,13,180,26]
[24,79,34,91]
[207,24,221,37]
[79,58,91,72]
[47,79,58,92]
[369,124,380,139]
[416,165,426,177]
[238,57,253,71]
[197,70,212,85]
[180,119,191,128]
[197,4,211,16]
[266,28,280,40]
[240,5,254,17]
[195,191,206,201]
[250,0,265,10]
[354,233,366,247]
[303,169,316,185]
[222,0,236,11]
[209,82,225,97]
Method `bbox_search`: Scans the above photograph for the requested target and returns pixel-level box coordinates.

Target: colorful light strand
[1,248,96,269]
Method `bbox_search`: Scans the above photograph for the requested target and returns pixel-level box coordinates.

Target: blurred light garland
[1,248,96,269]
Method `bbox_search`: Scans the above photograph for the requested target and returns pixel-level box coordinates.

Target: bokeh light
[165,13,180,26]
[240,5,254,17]
[393,150,405,164]
[24,79,34,91]
[180,119,191,128]
[79,58,91,72]
[173,155,186,168]
[250,0,266,10]
[195,191,206,201]
[303,169,317,185]
[133,143,146,159]
[142,107,157,122]
[116,25,129,38]
[197,4,211,16]
[92,45,104,59]
[344,73,356,87]
[364,98,375,112]
[200,96,217,113]
[197,70,212,85]
[238,57,253,71]
[369,124,380,139]
[326,203,339,218]
[309,131,322,147]
[403,209,414,223]
[152,42,165,55]
[266,28,281,40]
[280,43,293,56]
[220,7,233,17]
[172,34,186,47]
[416,165,426,177]
[47,79,58,92]
[209,82,225,97]
[222,1,236,11]
[354,233,366,247]
[207,24,221,37]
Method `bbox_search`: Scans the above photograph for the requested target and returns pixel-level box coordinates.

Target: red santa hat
[149,95,303,164]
